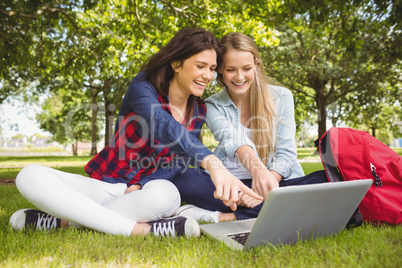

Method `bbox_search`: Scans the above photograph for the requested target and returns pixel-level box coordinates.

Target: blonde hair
[217,32,277,165]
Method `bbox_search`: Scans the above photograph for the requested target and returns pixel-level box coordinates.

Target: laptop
[200,179,372,250]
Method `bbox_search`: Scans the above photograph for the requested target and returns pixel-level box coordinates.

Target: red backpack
[319,127,402,225]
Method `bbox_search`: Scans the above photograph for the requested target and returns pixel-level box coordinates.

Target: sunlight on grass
[0,168,20,179]
[297,147,317,155]
[0,156,92,168]
[393,147,402,155]
[0,166,88,180]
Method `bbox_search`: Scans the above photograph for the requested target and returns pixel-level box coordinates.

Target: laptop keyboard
[227,232,250,246]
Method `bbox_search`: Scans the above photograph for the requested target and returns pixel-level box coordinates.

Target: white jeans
[16,164,181,236]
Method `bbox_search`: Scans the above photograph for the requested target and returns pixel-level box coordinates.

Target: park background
[1,0,401,155]
[1,0,401,267]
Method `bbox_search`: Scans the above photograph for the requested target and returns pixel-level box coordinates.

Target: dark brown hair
[142,28,219,96]
[141,28,219,121]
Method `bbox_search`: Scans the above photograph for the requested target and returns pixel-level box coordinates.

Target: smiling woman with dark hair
[10,28,262,238]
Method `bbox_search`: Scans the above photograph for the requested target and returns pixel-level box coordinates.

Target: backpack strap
[320,127,372,182]
[320,129,342,182]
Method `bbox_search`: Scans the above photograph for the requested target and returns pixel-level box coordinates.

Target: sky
[0,100,49,139]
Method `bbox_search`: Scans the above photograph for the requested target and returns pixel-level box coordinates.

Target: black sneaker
[149,216,200,238]
[9,209,61,231]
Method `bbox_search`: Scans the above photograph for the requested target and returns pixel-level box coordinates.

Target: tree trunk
[72,139,78,156]
[90,90,98,155]
[102,79,121,147]
[104,99,116,147]
[371,126,376,137]
[317,105,327,141]
[315,83,328,150]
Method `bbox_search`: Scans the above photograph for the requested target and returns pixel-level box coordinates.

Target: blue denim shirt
[205,85,304,179]
[86,71,213,186]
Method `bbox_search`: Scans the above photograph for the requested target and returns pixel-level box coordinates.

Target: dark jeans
[171,169,329,220]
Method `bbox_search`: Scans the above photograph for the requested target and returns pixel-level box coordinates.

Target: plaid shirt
[85,72,211,185]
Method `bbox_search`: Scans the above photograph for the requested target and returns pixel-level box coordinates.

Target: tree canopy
[264,0,401,140]
[1,0,401,152]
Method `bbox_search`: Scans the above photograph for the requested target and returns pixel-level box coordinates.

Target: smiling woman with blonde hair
[173,32,328,223]
[216,32,277,167]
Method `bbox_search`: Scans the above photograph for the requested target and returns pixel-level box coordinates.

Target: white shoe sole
[9,208,30,231]
[174,204,196,217]
[182,215,200,238]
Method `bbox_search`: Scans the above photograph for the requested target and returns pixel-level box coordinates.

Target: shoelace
[36,213,58,230]
[152,220,176,237]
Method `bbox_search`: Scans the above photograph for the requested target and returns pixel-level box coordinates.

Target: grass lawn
[1,154,401,267]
